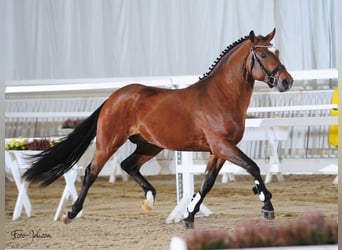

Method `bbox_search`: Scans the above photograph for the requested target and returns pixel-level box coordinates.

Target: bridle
[250,45,285,88]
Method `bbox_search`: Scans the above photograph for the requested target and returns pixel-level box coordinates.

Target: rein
[250,45,285,88]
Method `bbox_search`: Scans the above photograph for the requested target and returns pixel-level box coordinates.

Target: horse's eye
[261,53,267,59]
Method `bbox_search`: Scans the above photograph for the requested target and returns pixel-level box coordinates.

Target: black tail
[23,102,106,186]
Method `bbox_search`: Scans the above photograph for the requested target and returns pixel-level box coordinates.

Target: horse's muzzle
[278,78,293,92]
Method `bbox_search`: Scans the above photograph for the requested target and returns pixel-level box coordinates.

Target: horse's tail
[23,102,106,186]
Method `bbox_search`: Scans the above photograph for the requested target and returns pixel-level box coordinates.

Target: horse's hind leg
[62,162,95,223]
[121,142,162,212]
[62,145,123,223]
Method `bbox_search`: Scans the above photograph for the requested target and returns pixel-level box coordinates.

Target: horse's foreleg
[215,143,274,220]
[183,155,225,229]
[121,144,162,212]
[236,150,274,220]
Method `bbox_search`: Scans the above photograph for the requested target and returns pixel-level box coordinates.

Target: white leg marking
[254,180,265,201]
[188,193,201,213]
[146,190,154,208]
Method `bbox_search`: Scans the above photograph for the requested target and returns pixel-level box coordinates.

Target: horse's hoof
[261,209,275,220]
[183,219,194,229]
[141,200,152,212]
[62,214,73,224]
[141,190,154,212]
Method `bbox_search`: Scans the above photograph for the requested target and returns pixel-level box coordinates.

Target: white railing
[5,69,338,93]
[5,69,338,160]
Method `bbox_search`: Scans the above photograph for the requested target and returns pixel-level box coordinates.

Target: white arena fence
[5,69,338,176]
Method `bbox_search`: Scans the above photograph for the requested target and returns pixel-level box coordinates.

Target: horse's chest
[212,116,245,143]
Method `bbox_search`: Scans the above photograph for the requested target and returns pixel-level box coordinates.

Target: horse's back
[97,83,209,150]
[105,83,199,113]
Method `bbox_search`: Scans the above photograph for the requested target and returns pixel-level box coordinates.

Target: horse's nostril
[282,79,292,87]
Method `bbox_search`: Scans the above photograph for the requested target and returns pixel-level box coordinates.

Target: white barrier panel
[5,149,83,221]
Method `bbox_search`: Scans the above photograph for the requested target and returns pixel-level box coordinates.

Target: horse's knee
[120,161,130,173]
[121,157,138,174]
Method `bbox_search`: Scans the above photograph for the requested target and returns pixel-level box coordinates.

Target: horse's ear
[264,28,276,42]
[249,30,256,44]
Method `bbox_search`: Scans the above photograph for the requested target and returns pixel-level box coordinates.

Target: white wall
[4,0,340,80]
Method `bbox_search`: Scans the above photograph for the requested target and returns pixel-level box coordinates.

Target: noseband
[250,45,285,88]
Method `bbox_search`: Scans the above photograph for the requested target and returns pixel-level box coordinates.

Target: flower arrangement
[5,137,56,151]
[5,137,28,150]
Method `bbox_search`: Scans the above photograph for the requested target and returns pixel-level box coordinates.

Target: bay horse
[24,29,293,229]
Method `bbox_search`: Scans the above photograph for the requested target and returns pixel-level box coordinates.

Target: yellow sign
[329,87,338,146]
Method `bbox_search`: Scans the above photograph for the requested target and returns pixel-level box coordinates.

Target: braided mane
[199,35,250,80]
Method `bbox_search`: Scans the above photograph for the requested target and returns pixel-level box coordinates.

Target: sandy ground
[5,174,338,249]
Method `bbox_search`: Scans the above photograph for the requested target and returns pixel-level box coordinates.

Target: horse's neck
[206,48,255,113]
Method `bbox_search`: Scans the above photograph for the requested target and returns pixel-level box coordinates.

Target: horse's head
[247,28,293,92]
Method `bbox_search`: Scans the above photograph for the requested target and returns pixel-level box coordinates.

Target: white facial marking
[267,46,277,55]
[255,180,260,185]
[188,193,201,213]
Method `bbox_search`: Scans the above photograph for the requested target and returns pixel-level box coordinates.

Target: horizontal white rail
[5,78,174,94]
[5,112,92,118]
[245,116,338,127]
[5,105,337,119]
[5,69,338,94]
[5,109,337,119]
[247,104,337,113]
[289,68,338,80]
